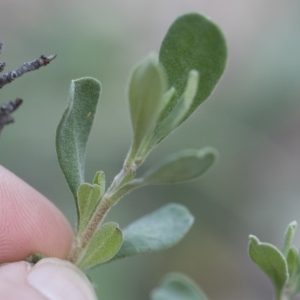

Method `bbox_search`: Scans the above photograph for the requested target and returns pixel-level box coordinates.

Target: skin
[0,166,97,299]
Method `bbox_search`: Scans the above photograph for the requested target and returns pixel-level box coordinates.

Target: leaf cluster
[53,12,227,299]
[55,13,227,274]
[249,222,300,299]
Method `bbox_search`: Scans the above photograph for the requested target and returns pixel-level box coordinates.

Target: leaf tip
[249,235,259,244]
[289,221,297,229]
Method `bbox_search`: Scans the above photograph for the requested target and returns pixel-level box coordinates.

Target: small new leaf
[151,272,209,300]
[151,70,199,145]
[77,183,103,235]
[159,13,227,125]
[113,203,194,260]
[140,148,217,185]
[287,246,300,280]
[283,221,297,257]
[128,53,166,156]
[56,77,101,203]
[248,235,288,297]
[93,171,105,192]
[78,222,122,270]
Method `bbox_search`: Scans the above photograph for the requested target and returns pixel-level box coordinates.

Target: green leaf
[283,221,297,257]
[78,222,122,270]
[77,183,103,235]
[248,235,288,297]
[159,87,177,121]
[151,70,199,145]
[56,77,101,202]
[128,53,166,155]
[25,253,44,264]
[151,273,208,300]
[159,13,227,124]
[93,171,105,192]
[113,203,194,260]
[287,246,300,279]
[140,148,217,185]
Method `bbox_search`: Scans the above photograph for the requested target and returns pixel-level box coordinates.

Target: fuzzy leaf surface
[283,221,297,257]
[78,222,122,270]
[151,272,208,300]
[249,235,288,297]
[140,148,217,185]
[151,70,199,145]
[287,246,300,279]
[159,13,227,124]
[128,54,166,153]
[77,183,102,235]
[113,203,194,260]
[56,77,101,200]
[93,171,105,191]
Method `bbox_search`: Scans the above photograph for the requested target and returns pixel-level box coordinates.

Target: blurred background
[1,1,300,299]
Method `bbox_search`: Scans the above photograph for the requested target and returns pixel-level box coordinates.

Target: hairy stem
[69,164,136,264]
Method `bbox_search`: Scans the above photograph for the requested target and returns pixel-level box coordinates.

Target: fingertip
[0,166,73,263]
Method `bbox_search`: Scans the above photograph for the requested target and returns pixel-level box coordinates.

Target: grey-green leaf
[140,148,217,185]
[78,222,122,270]
[128,54,166,154]
[159,13,227,124]
[287,246,300,279]
[151,273,209,300]
[248,235,288,297]
[113,203,194,260]
[77,183,103,235]
[93,171,105,192]
[283,221,297,257]
[56,77,101,201]
[151,70,199,145]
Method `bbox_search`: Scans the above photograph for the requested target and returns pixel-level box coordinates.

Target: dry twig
[0,54,56,89]
[0,98,23,133]
[0,40,56,135]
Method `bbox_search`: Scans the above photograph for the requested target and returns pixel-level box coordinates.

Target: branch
[0,54,56,89]
[0,98,23,133]
[0,39,56,136]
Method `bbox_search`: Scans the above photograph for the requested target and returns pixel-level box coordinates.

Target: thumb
[0,258,97,300]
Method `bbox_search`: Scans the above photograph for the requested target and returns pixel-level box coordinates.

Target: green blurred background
[1,1,300,299]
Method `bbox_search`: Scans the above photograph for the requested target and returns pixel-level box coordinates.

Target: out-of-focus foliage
[1,1,300,299]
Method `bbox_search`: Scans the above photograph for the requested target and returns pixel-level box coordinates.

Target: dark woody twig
[0,39,56,136]
[0,98,23,133]
[0,54,56,89]
[0,42,6,73]
[0,62,5,73]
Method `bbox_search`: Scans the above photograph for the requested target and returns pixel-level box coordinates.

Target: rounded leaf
[141,148,218,185]
[283,221,297,257]
[151,272,208,300]
[159,13,227,123]
[248,235,288,297]
[287,246,300,279]
[77,183,103,235]
[151,70,199,145]
[128,54,166,153]
[56,77,101,201]
[113,203,194,260]
[78,222,123,270]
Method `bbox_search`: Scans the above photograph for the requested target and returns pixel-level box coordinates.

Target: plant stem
[69,160,139,264]
[277,295,289,300]
[277,289,292,300]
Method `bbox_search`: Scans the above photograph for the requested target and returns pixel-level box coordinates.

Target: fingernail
[27,258,97,300]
